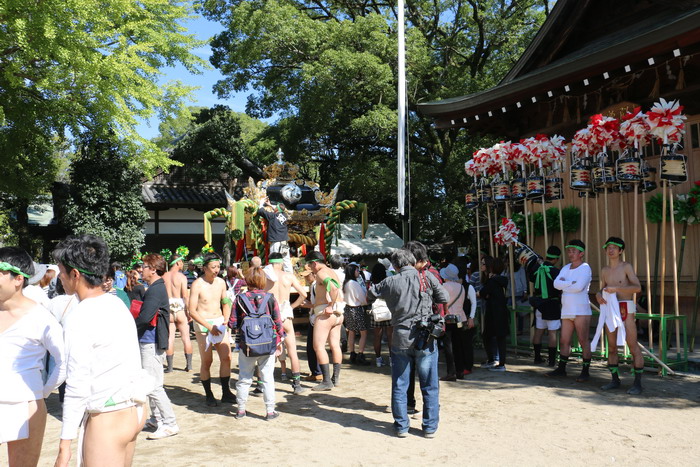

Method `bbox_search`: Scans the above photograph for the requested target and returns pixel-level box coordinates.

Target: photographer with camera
[367,248,448,439]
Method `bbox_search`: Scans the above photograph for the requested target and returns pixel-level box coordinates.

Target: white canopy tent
[330,223,403,257]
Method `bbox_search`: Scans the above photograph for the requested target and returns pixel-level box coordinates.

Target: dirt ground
[9,334,700,467]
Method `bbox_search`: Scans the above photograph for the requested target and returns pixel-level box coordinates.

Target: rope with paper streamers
[324,200,368,255]
[203,199,264,255]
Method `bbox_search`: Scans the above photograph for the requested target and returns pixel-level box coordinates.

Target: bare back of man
[163,261,193,372]
[188,258,235,406]
[265,259,307,392]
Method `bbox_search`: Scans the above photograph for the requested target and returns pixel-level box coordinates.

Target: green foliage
[0,0,206,190]
[512,205,580,238]
[201,0,548,242]
[169,105,276,185]
[674,181,700,225]
[62,131,149,261]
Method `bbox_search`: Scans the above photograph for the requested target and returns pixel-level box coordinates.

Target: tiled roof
[142,182,226,207]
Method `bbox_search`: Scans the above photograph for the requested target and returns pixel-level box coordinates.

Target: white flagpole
[397,0,407,225]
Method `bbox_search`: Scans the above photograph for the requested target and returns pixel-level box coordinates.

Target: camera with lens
[413,314,446,350]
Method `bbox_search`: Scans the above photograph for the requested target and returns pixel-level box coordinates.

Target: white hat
[377,258,391,270]
[440,264,460,282]
[28,262,47,285]
[47,264,60,274]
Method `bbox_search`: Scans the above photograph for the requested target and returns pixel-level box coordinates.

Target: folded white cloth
[263,264,278,282]
[590,290,626,352]
[205,325,227,351]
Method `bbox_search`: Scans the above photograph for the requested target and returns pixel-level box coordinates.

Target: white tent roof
[331,224,403,257]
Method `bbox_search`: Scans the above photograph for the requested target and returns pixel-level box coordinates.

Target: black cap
[545,246,561,259]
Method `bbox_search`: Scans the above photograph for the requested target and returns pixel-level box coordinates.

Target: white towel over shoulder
[590,290,626,352]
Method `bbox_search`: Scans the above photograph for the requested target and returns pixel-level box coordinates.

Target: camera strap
[447,284,464,310]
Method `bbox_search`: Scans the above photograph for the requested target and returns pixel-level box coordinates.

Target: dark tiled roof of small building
[142,182,227,208]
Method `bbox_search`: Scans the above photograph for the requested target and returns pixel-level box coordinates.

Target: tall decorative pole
[397,0,407,239]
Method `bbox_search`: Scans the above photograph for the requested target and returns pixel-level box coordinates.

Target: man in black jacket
[527,246,562,367]
[136,254,179,440]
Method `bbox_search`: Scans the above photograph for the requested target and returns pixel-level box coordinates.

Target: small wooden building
[418,0,700,335]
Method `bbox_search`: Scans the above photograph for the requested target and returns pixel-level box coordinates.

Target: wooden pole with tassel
[642,190,654,351]
[668,183,682,357]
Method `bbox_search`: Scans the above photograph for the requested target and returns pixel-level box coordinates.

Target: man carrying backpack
[228,266,285,421]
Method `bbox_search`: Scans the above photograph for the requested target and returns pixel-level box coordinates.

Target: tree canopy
[0,0,206,202]
[62,131,149,261]
[201,0,549,242]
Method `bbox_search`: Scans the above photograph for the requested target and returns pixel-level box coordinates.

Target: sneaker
[356,354,371,366]
[423,431,436,439]
[280,374,289,383]
[234,410,246,420]
[304,374,323,382]
[489,365,506,372]
[440,374,457,381]
[143,419,158,431]
[147,425,179,440]
[480,361,498,369]
[376,356,385,367]
[396,430,409,438]
[462,369,472,376]
[252,385,264,397]
[265,411,280,421]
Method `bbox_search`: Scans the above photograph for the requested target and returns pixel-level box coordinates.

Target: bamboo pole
[524,198,531,247]
[595,193,602,278]
[486,202,494,257]
[541,197,549,252]
[557,198,565,250]
[476,206,482,265]
[506,202,516,309]
[585,193,590,255]
[659,180,668,352]
[493,203,500,258]
[620,191,625,262]
[668,185,681,356]
[604,187,610,241]
[642,190,654,350]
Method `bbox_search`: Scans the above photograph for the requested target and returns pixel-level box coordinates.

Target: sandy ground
[7,333,700,467]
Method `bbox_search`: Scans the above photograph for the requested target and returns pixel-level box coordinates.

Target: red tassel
[319,223,326,258]
[300,244,307,256]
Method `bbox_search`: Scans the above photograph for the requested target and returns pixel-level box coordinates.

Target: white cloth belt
[590,290,626,352]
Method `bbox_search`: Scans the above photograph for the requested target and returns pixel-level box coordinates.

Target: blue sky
[135,14,249,140]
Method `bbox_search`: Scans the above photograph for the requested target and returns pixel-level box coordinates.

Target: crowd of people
[0,228,647,465]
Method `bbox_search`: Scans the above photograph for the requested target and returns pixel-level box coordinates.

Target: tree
[168,105,277,185]
[0,0,206,189]
[62,131,149,261]
[201,0,548,242]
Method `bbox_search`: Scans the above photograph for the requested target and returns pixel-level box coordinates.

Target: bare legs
[82,404,146,467]
[6,399,46,467]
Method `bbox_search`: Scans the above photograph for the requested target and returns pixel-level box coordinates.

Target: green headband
[170,256,183,266]
[268,258,284,264]
[65,262,100,277]
[203,257,220,265]
[0,262,31,278]
[603,241,624,249]
[306,258,324,263]
[545,254,560,259]
[565,245,585,253]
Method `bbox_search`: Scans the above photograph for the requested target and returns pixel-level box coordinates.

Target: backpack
[238,294,277,357]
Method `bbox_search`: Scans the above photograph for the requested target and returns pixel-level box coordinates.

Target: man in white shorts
[188,251,236,407]
[163,248,193,372]
[264,252,308,394]
[527,245,562,367]
[548,240,593,382]
[595,236,644,395]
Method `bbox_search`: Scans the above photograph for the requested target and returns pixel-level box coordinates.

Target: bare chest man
[193,278,226,320]
[164,271,187,299]
[603,262,635,301]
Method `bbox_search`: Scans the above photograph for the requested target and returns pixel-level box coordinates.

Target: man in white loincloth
[264,252,308,394]
[163,249,193,372]
[188,251,236,407]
